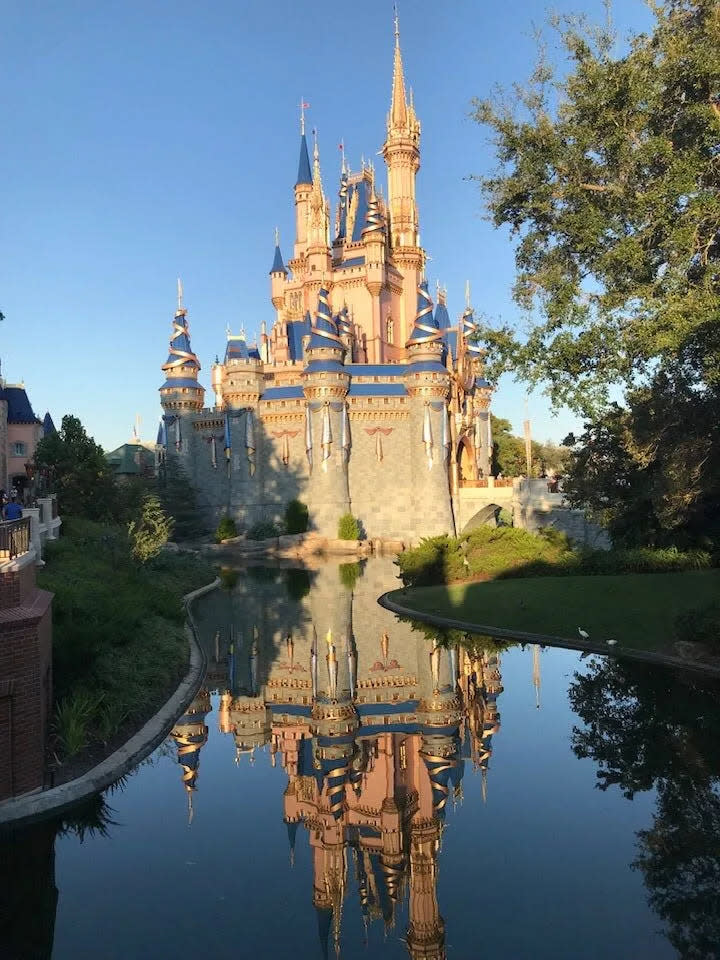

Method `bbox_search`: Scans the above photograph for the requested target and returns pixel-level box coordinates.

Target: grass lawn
[392,570,720,653]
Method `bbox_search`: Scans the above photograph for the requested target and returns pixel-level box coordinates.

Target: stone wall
[0,551,53,801]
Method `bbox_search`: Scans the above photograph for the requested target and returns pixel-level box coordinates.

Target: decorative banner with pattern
[174,417,182,452]
[423,403,433,470]
[224,414,232,477]
[321,404,333,473]
[442,405,450,461]
[272,430,300,468]
[245,410,256,477]
[341,404,350,462]
[305,405,313,472]
[365,427,392,463]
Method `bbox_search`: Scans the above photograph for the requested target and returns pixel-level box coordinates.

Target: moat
[2,557,720,959]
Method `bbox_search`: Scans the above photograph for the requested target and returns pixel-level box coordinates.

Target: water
[2,557,720,960]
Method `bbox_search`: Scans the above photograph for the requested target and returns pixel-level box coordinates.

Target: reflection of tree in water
[0,792,117,960]
[569,658,720,959]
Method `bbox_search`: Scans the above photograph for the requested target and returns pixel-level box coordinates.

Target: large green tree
[34,415,119,521]
[473,0,720,416]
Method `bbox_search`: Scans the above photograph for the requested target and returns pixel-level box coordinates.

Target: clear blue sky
[0,0,653,451]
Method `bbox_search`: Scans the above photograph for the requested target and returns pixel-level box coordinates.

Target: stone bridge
[456,478,610,549]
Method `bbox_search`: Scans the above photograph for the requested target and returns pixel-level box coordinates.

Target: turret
[303,291,352,528]
[159,279,205,455]
[293,106,313,264]
[170,688,211,824]
[221,329,264,410]
[270,227,288,312]
[462,284,493,477]
[306,131,332,275]
[382,9,422,345]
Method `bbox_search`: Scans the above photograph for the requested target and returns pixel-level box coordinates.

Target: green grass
[39,516,215,759]
[393,570,720,653]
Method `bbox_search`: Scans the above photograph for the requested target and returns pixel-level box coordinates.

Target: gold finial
[300,96,308,135]
[313,126,319,163]
[465,280,471,309]
[177,276,184,311]
[274,226,280,247]
[393,2,400,46]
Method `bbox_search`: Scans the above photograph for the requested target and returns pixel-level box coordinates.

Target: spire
[177,276,184,313]
[389,4,408,130]
[296,105,312,186]
[406,280,441,346]
[270,227,287,275]
[308,287,343,352]
[162,283,200,373]
[361,185,385,239]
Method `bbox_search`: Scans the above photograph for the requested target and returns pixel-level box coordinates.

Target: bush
[219,567,239,590]
[286,567,312,601]
[285,499,309,535]
[675,603,720,649]
[338,513,361,540]
[215,514,238,543]
[128,494,173,564]
[395,535,466,588]
[246,519,282,540]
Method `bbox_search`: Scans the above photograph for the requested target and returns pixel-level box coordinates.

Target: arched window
[386,316,394,344]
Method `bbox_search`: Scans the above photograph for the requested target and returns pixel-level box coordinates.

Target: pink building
[0,384,54,500]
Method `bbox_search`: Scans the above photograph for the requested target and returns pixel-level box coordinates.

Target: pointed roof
[2,386,41,424]
[43,411,56,436]
[270,243,287,275]
[390,10,408,129]
[336,306,353,339]
[308,288,343,352]
[361,187,384,238]
[407,280,442,345]
[162,307,200,372]
[296,132,312,186]
[225,333,252,362]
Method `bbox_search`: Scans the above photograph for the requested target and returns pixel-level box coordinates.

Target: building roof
[2,386,40,424]
[308,288,343,353]
[225,336,250,362]
[407,281,441,344]
[163,311,200,371]
[287,314,312,361]
[270,243,287,275]
[296,132,312,186]
[42,411,56,435]
[106,442,155,476]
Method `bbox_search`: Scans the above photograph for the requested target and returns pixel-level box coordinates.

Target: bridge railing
[0,517,32,560]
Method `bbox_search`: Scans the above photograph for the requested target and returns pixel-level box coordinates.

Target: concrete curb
[378,589,720,680]
[0,577,221,828]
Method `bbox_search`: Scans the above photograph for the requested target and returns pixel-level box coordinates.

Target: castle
[158,15,493,541]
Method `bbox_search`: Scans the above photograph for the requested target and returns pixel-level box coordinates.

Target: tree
[561,372,720,546]
[34,415,119,521]
[473,1,720,417]
[491,415,569,477]
[157,457,203,541]
[128,494,173,564]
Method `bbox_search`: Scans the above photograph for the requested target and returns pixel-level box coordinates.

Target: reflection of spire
[170,690,211,823]
[532,644,541,709]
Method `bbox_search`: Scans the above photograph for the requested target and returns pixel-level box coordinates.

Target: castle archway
[457,434,477,485]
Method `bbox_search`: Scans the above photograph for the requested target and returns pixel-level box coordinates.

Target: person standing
[3,496,23,521]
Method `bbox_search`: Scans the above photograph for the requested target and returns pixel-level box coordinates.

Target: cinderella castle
[157,15,493,541]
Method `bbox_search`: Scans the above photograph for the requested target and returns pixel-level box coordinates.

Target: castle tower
[382,10,422,345]
[302,287,351,537]
[170,688,211,823]
[270,227,288,318]
[291,112,313,267]
[406,818,446,960]
[462,287,493,477]
[159,279,205,458]
[405,282,455,537]
[306,131,332,275]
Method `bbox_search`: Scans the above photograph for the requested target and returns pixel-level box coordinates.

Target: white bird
[605,638,618,646]
[578,627,590,640]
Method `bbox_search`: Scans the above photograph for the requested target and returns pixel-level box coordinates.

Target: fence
[0,518,31,560]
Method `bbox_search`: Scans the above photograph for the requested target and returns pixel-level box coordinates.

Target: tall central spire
[389,5,408,130]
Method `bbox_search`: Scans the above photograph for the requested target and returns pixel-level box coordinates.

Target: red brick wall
[0,559,53,800]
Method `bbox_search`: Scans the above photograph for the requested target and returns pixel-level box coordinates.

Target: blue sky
[0,0,653,451]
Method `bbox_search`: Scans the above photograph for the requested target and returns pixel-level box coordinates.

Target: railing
[0,518,31,560]
[51,495,58,519]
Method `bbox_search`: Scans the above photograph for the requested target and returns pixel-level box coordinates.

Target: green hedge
[396,526,715,588]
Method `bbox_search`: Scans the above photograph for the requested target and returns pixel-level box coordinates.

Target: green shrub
[215,514,238,543]
[286,567,312,601]
[497,508,513,526]
[285,499,309,535]
[54,691,100,757]
[246,519,282,540]
[338,513,361,540]
[127,494,173,564]
[339,562,362,590]
[675,603,720,648]
[395,535,466,588]
[219,567,239,590]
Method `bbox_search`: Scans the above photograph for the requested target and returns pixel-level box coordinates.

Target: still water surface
[2,558,720,960]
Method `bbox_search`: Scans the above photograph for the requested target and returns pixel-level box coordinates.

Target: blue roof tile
[270,244,287,275]
[2,387,39,424]
[347,382,406,397]
[296,133,312,186]
[261,385,305,400]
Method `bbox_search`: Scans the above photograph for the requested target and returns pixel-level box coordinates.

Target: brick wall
[0,557,53,801]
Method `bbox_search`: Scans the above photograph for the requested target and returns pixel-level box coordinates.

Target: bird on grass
[578,627,590,640]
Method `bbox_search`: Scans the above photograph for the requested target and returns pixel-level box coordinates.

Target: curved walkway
[0,578,220,828]
[378,588,720,679]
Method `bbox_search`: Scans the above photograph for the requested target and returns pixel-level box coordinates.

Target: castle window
[12,442,26,457]
[386,317,394,344]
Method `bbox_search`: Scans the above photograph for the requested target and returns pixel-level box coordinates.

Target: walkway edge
[0,577,220,828]
[378,589,720,679]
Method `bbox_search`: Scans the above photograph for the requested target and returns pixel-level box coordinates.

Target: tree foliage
[562,372,720,546]
[128,494,173,564]
[34,414,119,521]
[473,0,720,416]
[157,457,203,541]
[491,415,569,477]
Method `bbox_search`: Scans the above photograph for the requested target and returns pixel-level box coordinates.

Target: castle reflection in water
[175,561,510,960]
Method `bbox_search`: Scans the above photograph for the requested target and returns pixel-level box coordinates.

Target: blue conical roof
[463,307,483,356]
[361,191,384,238]
[336,306,352,338]
[163,310,200,371]
[296,133,312,186]
[407,281,442,345]
[270,243,287,275]
[43,411,56,436]
[309,288,342,352]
